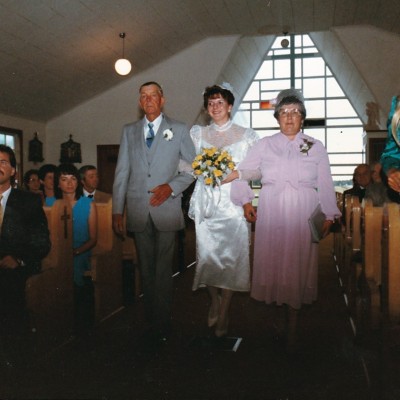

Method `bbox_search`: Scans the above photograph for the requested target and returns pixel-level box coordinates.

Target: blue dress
[380,96,400,172]
[73,196,93,286]
[45,196,56,206]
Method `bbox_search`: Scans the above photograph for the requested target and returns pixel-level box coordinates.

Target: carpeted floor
[0,223,394,400]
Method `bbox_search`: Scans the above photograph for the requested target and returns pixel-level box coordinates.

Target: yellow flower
[213,169,223,177]
[194,169,202,175]
[204,177,213,185]
[228,162,235,169]
[192,161,199,168]
[205,160,212,166]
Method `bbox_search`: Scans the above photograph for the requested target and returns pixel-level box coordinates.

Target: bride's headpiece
[202,82,235,96]
[217,82,234,93]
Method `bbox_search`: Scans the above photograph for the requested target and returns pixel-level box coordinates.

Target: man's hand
[149,184,173,207]
[388,169,400,192]
[0,256,19,269]
[243,202,257,223]
[112,213,125,239]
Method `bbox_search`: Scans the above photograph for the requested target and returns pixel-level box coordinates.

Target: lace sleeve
[244,127,260,147]
[237,128,260,181]
[190,125,202,153]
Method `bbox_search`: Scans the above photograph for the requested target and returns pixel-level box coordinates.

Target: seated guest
[342,164,371,223]
[38,164,57,206]
[0,145,50,368]
[54,163,97,337]
[78,165,111,202]
[365,161,390,206]
[23,169,42,196]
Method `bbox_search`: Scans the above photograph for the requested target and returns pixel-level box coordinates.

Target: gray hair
[274,89,306,119]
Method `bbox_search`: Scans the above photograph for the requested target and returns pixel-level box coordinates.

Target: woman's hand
[221,170,239,185]
[322,220,334,238]
[243,202,257,223]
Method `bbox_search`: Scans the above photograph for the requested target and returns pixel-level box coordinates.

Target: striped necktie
[146,123,155,148]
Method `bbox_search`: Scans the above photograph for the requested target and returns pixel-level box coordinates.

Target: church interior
[0,1,400,399]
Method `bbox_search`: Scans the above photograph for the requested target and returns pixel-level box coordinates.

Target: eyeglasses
[0,159,11,166]
[278,108,302,118]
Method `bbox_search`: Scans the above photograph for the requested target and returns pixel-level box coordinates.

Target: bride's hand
[221,170,239,185]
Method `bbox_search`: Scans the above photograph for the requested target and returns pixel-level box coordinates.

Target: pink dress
[231,131,341,309]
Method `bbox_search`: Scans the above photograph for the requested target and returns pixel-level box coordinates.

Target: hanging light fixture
[115,32,132,76]
[281,31,289,48]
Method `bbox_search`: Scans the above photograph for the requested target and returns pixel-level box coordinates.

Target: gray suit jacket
[112,114,196,232]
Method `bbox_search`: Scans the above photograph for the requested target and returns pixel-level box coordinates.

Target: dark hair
[0,144,17,168]
[23,169,39,190]
[203,85,235,109]
[78,165,97,180]
[274,95,307,119]
[54,163,83,200]
[139,81,163,95]
[38,164,57,180]
[0,144,17,185]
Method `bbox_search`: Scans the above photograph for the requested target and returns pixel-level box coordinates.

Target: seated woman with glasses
[225,89,341,352]
[23,169,44,202]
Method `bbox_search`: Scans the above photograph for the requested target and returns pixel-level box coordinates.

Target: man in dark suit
[112,81,196,342]
[79,164,111,203]
[0,145,51,368]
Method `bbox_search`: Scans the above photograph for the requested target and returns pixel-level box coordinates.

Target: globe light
[115,58,132,76]
[115,33,132,76]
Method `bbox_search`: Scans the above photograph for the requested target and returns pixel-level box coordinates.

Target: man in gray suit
[112,81,196,342]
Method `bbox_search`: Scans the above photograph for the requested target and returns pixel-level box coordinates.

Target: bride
[189,84,259,337]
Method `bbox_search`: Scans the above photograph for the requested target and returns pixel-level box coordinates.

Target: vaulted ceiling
[1,0,399,122]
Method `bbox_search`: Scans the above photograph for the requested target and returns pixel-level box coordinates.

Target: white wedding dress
[189,121,259,291]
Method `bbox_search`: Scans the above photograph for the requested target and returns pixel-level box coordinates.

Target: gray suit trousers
[133,215,176,332]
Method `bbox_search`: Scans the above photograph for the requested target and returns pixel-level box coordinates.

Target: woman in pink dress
[227,89,341,349]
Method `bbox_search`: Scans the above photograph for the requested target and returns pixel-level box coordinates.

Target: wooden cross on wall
[61,206,71,239]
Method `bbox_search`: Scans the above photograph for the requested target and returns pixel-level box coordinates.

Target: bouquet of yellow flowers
[191,147,235,187]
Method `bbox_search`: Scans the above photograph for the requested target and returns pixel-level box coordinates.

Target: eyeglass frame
[277,108,303,118]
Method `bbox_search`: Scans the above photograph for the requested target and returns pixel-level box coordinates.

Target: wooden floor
[1,222,399,400]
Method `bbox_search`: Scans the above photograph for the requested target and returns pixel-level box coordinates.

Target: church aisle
[0,230,373,400]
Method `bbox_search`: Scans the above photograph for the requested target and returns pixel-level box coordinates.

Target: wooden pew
[363,199,383,284]
[385,203,400,322]
[25,200,74,350]
[88,199,124,322]
[362,199,384,327]
[351,196,362,252]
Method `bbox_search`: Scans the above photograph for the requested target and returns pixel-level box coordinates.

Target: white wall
[0,112,46,171]
[45,36,239,167]
[334,26,400,126]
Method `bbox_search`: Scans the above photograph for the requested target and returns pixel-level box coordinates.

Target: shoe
[215,317,229,338]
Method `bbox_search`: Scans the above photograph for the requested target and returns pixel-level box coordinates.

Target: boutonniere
[299,138,314,155]
[163,128,173,141]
